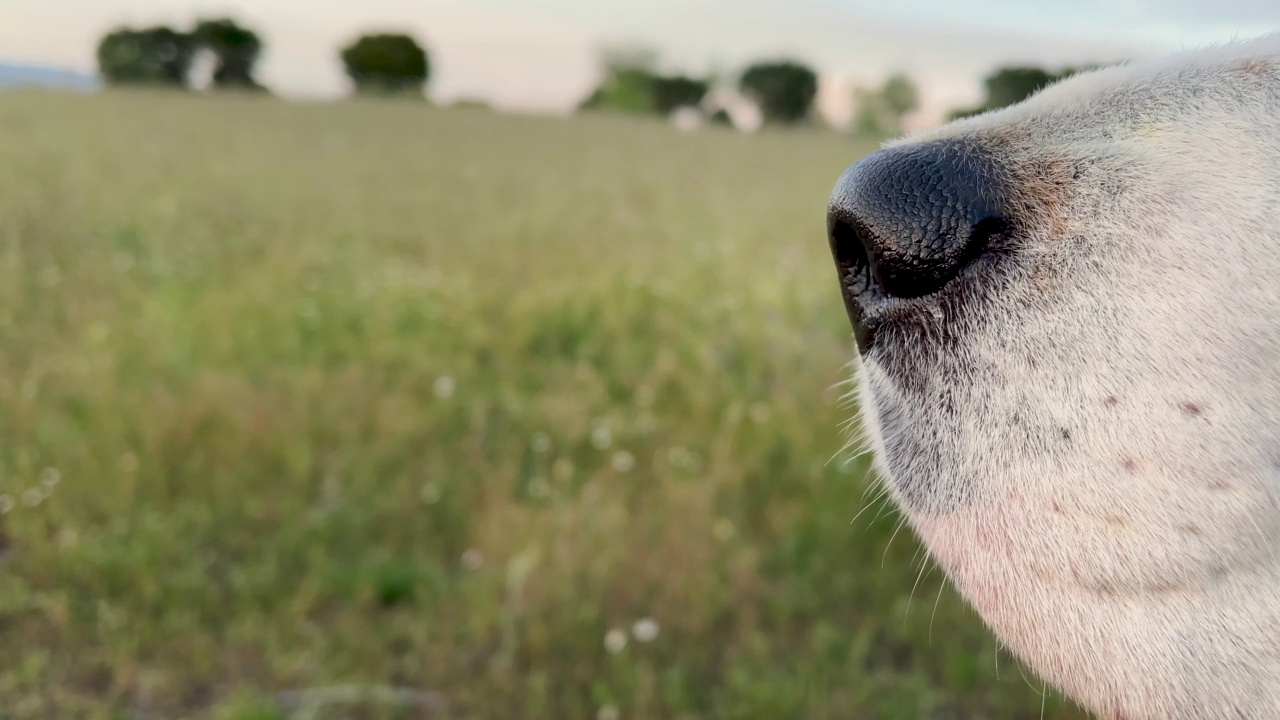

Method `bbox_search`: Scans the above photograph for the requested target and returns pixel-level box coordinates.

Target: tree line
[947,64,1104,120]
[575,46,1106,134]
[94,17,1104,132]
[577,49,829,128]
[97,18,431,95]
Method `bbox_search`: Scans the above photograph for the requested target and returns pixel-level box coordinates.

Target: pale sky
[3,0,1277,123]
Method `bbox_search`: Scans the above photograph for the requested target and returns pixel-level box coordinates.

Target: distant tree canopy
[96,18,266,91]
[880,73,920,120]
[852,72,920,138]
[949,64,1106,120]
[579,66,657,114]
[341,34,431,96]
[650,76,710,115]
[97,26,197,87]
[578,47,709,116]
[738,60,818,125]
[194,18,265,90]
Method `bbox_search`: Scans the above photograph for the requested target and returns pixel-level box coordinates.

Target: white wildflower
[631,617,659,643]
[420,482,442,505]
[604,628,627,654]
[611,451,635,473]
[22,488,43,507]
[461,549,484,570]
[591,424,613,450]
[433,376,456,399]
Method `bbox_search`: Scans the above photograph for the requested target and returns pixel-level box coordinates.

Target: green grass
[0,90,1086,719]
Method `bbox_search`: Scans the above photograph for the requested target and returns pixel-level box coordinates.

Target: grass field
[0,91,1087,719]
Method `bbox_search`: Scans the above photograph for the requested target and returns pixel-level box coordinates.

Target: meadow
[0,91,1086,719]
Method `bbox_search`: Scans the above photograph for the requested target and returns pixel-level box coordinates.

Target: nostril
[827,141,1015,305]
[830,217,869,273]
[826,141,1018,353]
[964,216,1010,262]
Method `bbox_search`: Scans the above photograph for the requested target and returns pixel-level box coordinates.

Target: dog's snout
[827,141,1012,350]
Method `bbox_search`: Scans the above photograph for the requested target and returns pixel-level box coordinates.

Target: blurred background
[0,2,1273,718]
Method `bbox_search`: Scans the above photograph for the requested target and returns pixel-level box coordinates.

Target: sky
[3,0,1278,124]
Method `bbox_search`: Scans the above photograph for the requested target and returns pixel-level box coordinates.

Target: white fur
[850,33,1280,719]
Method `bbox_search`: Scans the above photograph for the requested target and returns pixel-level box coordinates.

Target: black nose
[827,141,1012,351]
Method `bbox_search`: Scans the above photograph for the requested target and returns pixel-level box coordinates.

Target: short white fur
[850,33,1280,719]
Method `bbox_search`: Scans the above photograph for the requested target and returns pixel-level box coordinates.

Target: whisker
[850,488,890,527]
[928,570,947,645]
[1017,659,1045,697]
[881,515,909,569]
[905,553,933,625]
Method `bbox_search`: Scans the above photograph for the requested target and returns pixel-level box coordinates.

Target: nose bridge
[827,140,1012,302]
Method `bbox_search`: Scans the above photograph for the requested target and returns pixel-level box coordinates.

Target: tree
[981,66,1059,110]
[96,26,196,87]
[599,45,660,76]
[578,66,657,114]
[852,72,920,138]
[880,73,919,120]
[948,64,1105,120]
[851,88,887,137]
[341,34,430,96]
[96,18,267,92]
[578,45,659,114]
[578,47,709,117]
[738,60,818,125]
[650,75,709,115]
[194,18,264,91]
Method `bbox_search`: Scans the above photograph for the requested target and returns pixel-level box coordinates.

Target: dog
[827,33,1280,719]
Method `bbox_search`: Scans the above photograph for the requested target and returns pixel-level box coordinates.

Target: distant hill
[0,63,98,92]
